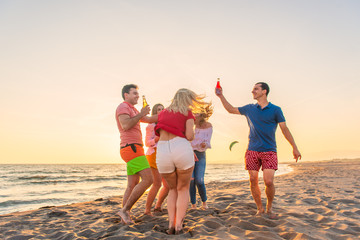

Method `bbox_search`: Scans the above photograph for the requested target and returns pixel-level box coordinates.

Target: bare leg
[119,174,139,224]
[144,168,162,215]
[155,177,169,210]
[122,175,139,208]
[119,168,153,224]
[162,171,178,231]
[175,166,194,232]
[248,170,264,215]
[263,169,276,216]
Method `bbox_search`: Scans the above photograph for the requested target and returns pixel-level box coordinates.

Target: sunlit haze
[1,1,359,164]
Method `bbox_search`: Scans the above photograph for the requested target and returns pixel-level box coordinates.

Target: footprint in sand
[226,202,243,208]
[308,207,327,214]
[84,210,98,215]
[47,211,68,217]
[214,196,236,201]
[340,199,358,204]
[236,220,262,231]
[302,197,321,205]
[286,212,305,218]
[342,211,358,218]
[104,217,121,223]
[228,226,244,236]
[249,217,278,227]
[203,220,223,230]
[104,200,118,205]
[280,232,299,239]
[226,217,240,226]
[307,213,330,224]
[329,199,358,207]
[321,196,332,201]
[48,231,68,239]
[350,226,360,233]
[304,188,316,194]
[77,229,96,238]
[245,230,278,239]
[329,227,356,235]
[284,198,296,204]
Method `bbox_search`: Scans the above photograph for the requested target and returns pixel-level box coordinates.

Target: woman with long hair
[190,105,213,210]
[144,103,169,215]
[155,88,210,234]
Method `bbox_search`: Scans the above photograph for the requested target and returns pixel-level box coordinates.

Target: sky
[1,0,359,164]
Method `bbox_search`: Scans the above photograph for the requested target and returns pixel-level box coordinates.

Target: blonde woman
[155,88,210,234]
[144,104,169,215]
[190,105,213,210]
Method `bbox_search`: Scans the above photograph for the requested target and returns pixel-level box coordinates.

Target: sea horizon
[0,163,293,215]
[1,157,359,165]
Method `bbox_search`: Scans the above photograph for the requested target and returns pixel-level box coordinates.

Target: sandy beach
[1,159,359,239]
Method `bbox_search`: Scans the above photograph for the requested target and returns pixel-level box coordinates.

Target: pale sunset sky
[1,0,359,164]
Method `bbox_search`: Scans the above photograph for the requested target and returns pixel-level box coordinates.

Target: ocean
[0,163,292,215]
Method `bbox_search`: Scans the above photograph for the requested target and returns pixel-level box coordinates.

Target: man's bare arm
[118,105,150,130]
[215,87,240,114]
[279,122,302,162]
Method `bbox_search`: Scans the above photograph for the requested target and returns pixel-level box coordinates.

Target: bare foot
[191,204,197,209]
[144,211,153,216]
[255,209,265,216]
[175,229,184,235]
[153,207,162,212]
[117,209,133,224]
[266,211,279,219]
[201,202,209,209]
[166,227,175,235]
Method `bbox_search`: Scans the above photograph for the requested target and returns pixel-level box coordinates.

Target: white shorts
[156,137,195,174]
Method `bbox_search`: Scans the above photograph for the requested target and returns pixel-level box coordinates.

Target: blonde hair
[167,88,211,115]
[198,104,214,123]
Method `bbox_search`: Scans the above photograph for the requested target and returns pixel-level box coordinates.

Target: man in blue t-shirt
[216,82,301,218]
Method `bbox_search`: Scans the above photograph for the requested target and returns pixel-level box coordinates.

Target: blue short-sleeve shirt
[238,102,285,152]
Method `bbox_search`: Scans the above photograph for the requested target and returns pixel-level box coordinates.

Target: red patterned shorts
[245,150,278,171]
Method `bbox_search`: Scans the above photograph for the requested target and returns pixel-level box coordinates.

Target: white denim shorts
[156,137,195,174]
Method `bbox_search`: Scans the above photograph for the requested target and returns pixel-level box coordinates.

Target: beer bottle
[142,95,148,108]
[216,78,222,94]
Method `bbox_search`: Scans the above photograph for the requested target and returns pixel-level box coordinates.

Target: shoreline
[1,159,359,239]
[0,163,293,216]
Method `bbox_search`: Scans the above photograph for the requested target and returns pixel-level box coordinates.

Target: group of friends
[115,82,301,235]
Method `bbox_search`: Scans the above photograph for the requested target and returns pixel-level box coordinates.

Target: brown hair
[256,82,270,96]
[151,103,164,115]
[121,84,138,100]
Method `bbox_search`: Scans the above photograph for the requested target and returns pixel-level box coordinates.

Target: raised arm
[279,122,302,162]
[215,87,240,114]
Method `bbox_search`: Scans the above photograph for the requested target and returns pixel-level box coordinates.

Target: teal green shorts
[127,155,150,175]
